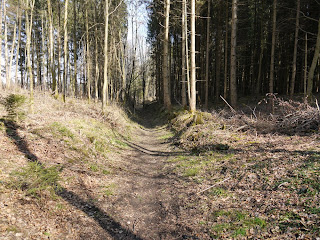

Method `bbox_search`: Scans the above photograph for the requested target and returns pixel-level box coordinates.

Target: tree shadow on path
[1,118,143,240]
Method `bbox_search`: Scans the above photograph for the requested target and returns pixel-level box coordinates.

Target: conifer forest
[0,0,320,239]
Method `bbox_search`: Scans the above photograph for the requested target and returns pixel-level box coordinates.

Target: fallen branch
[196,177,231,195]
[220,95,236,114]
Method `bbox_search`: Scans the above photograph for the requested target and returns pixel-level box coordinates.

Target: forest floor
[0,91,319,239]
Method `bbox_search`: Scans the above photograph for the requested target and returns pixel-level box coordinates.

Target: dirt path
[103,109,194,239]
[0,100,198,240]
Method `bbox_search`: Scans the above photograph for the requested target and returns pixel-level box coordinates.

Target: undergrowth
[1,94,27,121]
[210,210,266,238]
[8,162,62,199]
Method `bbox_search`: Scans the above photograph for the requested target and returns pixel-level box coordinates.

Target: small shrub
[9,162,61,199]
[2,94,27,121]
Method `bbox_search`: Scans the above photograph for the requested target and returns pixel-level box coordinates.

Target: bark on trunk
[190,0,196,112]
[290,0,300,96]
[63,0,69,102]
[307,19,320,98]
[230,0,238,107]
[269,0,277,112]
[102,0,109,110]
[181,0,187,108]
[163,0,171,109]
[205,0,211,109]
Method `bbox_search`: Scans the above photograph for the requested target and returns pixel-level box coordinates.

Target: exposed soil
[94,106,195,239]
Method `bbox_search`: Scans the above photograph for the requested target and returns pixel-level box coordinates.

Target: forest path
[105,106,192,239]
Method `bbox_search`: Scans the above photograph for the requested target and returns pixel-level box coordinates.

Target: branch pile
[272,97,320,134]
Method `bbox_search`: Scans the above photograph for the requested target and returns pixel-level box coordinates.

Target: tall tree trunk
[205,0,211,109]
[230,0,238,107]
[304,32,307,97]
[63,0,69,102]
[57,3,61,93]
[307,19,320,99]
[8,22,17,88]
[36,17,42,90]
[72,0,77,97]
[290,0,300,97]
[85,6,91,102]
[47,0,57,97]
[119,30,126,102]
[256,19,266,95]
[25,0,35,111]
[94,6,99,102]
[4,1,9,89]
[215,1,222,102]
[181,0,187,108]
[269,0,277,112]
[224,0,229,99]
[41,12,47,90]
[163,0,171,109]
[0,0,4,88]
[190,0,196,112]
[15,4,22,89]
[32,34,36,89]
[102,0,109,110]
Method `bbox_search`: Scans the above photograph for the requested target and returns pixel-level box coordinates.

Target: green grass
[50,122,74,139]
[158,132,174,140]
[210,210,266,238]
[209,187,228,197]
[89,164,99,172]
[102,183,117,197]
[183,167,200,177]
[6,225,20,233]
[102,169,111,175]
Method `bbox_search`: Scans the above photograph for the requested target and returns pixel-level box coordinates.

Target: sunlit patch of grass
[6,225,20,233]
[183,167,200,177]
[49,122,74,139]
[158,132,174,140]
[102,169,111,175]
[210,210,266,238]
[89,164,99,172]
[168,155,190,164]
[209,187,229,197]
[102,183,117,197]
[56,203,65,210]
